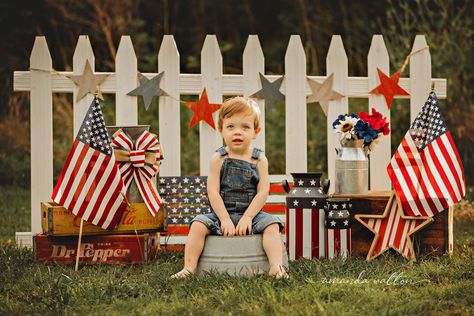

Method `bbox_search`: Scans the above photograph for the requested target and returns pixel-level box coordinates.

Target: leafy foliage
[0,0,472,185]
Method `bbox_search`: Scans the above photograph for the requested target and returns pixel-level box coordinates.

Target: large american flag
[387,92,465,217]
[51,97,126,229]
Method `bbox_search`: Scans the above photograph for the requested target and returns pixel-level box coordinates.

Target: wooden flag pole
[74,88,97,271]
[75,219,84,271]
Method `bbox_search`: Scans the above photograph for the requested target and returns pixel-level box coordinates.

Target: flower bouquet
[332,108,390,153]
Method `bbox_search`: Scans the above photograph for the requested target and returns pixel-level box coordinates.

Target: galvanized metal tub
[196,235,289,276]
[335,140,368,195]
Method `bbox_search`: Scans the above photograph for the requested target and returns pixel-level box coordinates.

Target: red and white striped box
[285,208,326,260]
[324,198,352,259]
[285,210,352,260]
[325,228,351,259]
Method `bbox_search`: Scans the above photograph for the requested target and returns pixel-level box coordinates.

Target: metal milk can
[335,139,368,194]
[283,173,330,208]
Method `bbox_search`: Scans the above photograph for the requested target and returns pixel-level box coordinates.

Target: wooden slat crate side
[41,202,165,236]
[34,233,160,264]
[414,209,449,256]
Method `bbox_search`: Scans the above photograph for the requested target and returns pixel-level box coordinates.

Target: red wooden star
[370,68,409,109]
[183,88,222,130]
[355,192,433,261]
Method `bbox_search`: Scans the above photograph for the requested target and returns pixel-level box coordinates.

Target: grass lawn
[1,186,473,315]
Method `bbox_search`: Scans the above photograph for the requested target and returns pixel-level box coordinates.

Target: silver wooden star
[127,72,168,110]
[250,73,285,109]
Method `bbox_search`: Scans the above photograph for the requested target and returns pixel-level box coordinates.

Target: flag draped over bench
[158,176,287,243]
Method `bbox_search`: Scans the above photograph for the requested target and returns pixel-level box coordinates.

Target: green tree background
[0,0,471,191]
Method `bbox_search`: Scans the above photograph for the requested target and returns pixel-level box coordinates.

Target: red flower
[358,108,390,135]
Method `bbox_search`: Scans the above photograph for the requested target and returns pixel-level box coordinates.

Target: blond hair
[218,97,261,131]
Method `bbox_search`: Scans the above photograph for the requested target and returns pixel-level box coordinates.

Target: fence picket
[72,35,95,136]
[30,37,53,234]
[243,35,265,151]
[326,35,349,193]
[158,35,181,176]
[410,35,432,122]
[115,36,138,125]
[12,34,448,245]
[200,35,223,176]
[285,35,307,173]
[368,35,391,190]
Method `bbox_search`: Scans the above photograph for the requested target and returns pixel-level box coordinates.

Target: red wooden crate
[34,233,160,264]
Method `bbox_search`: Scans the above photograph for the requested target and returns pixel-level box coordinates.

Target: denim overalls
[191,147,283,235]
[217,146,261,214]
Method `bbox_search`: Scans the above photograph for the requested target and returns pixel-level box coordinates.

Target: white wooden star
[307,73,345,116]
[67,60,109,102]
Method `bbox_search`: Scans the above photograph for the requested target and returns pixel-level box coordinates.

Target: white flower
[334,116,359,141]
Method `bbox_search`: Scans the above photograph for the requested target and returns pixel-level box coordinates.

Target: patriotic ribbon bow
[111,129,163,216]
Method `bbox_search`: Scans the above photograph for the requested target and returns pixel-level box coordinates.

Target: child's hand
[220,218,236,236]
[236,215,253,236]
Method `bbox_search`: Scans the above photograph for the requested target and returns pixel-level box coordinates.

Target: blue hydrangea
[354,120,379,144]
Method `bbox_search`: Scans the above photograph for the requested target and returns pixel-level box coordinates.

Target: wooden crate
[41,202,166,236]
[335,191,452,257]
[34,233,160,264]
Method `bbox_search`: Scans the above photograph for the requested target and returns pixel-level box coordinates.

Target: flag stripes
[52,98,126,230]
[387,92,465,217]
[388,132,465,217]
[52,141,126,229]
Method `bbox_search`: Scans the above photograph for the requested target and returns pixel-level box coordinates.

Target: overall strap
[251,148,263,161]
[216,146,228,157]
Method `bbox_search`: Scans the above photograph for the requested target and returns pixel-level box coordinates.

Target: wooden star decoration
[355,192,433,261]
[182,88,222,130]
[67,60,109,102]
[127,72,168,110]
[307,73,345,116]
[370,68,409,109]
[250,73,285,110]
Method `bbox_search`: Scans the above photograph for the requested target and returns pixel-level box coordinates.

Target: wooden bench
[158,175,289,249]
[158,177,452,260]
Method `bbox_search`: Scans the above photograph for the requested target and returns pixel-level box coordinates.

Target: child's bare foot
[268,265,289,279]
[170,268,194,279]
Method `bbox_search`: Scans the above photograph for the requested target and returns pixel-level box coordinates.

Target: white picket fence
[13,34,447,245]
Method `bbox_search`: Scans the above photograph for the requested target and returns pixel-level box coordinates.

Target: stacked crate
[34,202,165,264]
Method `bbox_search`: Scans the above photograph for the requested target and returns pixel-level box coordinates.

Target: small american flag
[387,92,465,217]
[51,97,126,229]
